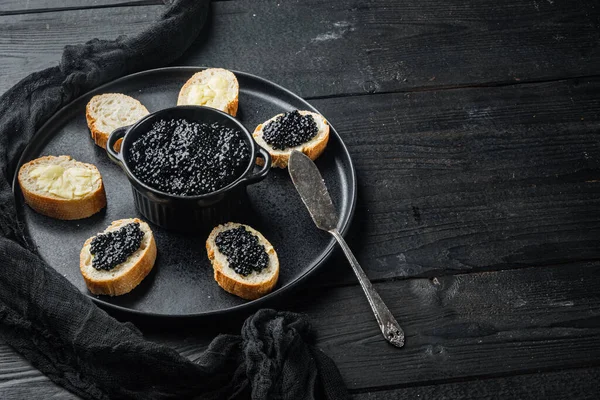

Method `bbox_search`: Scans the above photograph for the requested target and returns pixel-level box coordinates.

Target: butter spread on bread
[18,155,106,220]
[177,68,239,116]
[186,75,229,105]
[29,164,100,200]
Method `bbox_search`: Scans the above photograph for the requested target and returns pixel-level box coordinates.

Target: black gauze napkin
[0,1,349,399]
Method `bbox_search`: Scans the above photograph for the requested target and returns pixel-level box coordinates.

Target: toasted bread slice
[86,93,149,149]
[80,218,157,296]
[18,155,106,220]
[177,68,239,116]
[206,222,279,300]
[253,110,330,168]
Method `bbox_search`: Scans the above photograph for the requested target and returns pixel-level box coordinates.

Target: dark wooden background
[1,0,600,398]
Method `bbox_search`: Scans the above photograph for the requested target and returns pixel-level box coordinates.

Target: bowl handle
[244,146,272,184]
[106,125,130,165]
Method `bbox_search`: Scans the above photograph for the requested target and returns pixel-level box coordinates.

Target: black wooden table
[2,1,600,398]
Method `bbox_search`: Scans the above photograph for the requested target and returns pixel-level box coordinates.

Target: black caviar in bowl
[127,118,251,196]
[106,106,271,232]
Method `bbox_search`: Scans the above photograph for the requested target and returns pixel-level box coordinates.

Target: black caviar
[90,222,144,271]
[215,226,269,276]
[262,110,318,150]
[128,119,250,196]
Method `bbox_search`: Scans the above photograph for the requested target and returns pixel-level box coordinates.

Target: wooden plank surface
[311,76,600,284]
[0,50,598,394]
[1,50,599,392]
[153,261,600,390]
[1,54,597,285]
[2,354,599,400]
[354,368,600,399]
[308,263,600,389]
[1,0,600,398]
[0,344,78,400]
[0,7,158,95]
[2,261,600,395]
[1,0,599,97]
[0,0,159,14]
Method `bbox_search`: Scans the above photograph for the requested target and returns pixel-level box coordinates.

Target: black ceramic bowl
[106,106,271,232]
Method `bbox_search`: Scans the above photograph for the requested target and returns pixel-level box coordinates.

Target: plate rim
[12,66,357,318]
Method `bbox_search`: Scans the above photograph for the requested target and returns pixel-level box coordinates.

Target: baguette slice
[177,68,239,116]
[18,155,106,220]
[253,110,330,168]
[206,222,279,300]
[86,93,149,149]
[80,218,157,296]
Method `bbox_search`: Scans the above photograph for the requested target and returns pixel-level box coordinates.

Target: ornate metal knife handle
[329,229,405,348]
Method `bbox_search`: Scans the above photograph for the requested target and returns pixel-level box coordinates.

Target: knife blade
[288,150,405,348]
[288,150,338,231]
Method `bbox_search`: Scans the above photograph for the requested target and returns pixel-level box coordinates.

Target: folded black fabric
[0,1,349,399]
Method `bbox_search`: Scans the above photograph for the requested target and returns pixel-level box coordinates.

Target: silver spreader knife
[288,150,405,348]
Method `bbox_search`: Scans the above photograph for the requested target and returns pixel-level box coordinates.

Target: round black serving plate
[13,67,356,318]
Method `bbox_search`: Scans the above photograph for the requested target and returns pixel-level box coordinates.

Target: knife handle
[329,229,405,348]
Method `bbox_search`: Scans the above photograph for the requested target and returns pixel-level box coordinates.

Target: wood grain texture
[1,10,597,285]
[2,262,600,395]
[293,262,600,389]
[308,77,600,284]
[3,350,599,400]
[0,345,77,399]
[188,0,600,97]
[122,262,600,390]
[1,0,599,398]
[0,0,159,14]
[0,6,161,96]
[353,368,600,399]
[1,0,599,97]
[2,353,599,400]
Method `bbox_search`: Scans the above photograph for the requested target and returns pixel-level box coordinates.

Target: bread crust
[85,93,149,149]
[80,218,157,296]
[177,68,239,117]
[18,155,107,220]
[253,111,330,168]
[206,223,279,300]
